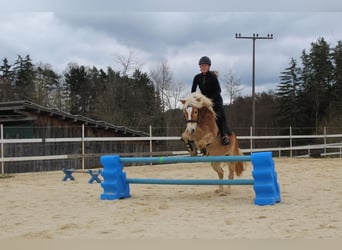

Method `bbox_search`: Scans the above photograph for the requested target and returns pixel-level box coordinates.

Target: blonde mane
[183,92,216,118]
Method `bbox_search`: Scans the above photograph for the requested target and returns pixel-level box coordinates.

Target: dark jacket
[191,71,223,104]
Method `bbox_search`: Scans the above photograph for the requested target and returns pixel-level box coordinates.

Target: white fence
[1,124,342,175]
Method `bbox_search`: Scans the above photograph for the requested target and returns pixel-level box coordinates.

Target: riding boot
[216,121,231,145]
[214,104,232,146]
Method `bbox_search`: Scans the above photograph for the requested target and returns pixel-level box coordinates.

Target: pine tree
[63,63,89,115]
[275,58,301,126]
[300,38,334,132]
[328,40,342,126]
[130,69,163,130]
[94,67,118,123]
[13,55,35,100]
[0,57,15,101]
[64,64,102,116]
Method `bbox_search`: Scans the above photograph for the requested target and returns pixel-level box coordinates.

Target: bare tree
[115,50,143,76]
[150,59,173,111]
[167,80,186,110]
[223,69,243,104]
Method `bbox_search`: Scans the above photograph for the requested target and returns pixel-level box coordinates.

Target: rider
[191,56,232,145]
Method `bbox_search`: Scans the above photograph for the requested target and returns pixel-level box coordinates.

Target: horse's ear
[180,99,186,104]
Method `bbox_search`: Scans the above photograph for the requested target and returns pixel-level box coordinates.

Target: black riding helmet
[198,56,211,65]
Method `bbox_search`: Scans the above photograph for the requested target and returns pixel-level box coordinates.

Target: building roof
[0,100,148,137]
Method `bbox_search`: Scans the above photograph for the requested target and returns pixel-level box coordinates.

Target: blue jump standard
[62,168,102,184]
[99,152,281,206]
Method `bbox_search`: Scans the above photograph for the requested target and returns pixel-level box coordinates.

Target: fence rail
[1,124,342,175]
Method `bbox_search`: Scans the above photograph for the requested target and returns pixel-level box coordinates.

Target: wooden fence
[1,125,341,174]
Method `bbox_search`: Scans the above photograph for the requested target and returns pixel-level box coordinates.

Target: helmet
[198,56,211,65]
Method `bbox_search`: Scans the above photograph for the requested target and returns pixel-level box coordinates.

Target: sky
[1,0,342,103]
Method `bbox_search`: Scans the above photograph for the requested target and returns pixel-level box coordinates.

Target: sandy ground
[0,157,341,239]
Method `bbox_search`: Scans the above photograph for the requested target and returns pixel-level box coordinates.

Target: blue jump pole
[120,155,251,164]
[127,178,254,185]
[100,152,281,206]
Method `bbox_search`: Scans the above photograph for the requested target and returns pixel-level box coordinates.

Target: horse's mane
[183,92,216,118]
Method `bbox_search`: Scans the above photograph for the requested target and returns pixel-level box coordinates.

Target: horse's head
[180,93,215,135]
[180,101,199,134]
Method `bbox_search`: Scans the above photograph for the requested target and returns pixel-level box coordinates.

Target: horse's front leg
[181,130,197,156]
[197,132,216,155]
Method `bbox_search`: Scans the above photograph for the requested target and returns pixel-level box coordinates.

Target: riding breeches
[213,103,232,136]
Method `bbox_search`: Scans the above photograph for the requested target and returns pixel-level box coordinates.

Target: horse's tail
[235,147,246,177]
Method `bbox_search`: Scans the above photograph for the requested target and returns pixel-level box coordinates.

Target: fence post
[1,124,4,175]
[289,126,292,158]
[308,144,311,157]
[149,125,152,160]
[250,126,253,153]
[82,124,85,170]
[324,126,327,157]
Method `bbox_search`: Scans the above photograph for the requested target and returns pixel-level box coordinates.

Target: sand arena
[0,157,341,239]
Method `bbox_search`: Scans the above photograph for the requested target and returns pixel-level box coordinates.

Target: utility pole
[235,33,273,140]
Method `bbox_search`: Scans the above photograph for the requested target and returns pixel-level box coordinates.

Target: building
[0,100,153,173]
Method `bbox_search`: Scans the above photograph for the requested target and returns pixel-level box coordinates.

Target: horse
[180,92,246,194]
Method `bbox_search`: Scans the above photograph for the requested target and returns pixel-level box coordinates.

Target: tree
[327,40,342,127]
[94,67,123,123]
[13,55,35,100]
[130,69,163,129]
[0,58,15,101]
[227,95,252,129]
[33,63,61,107]
[166,80,186,110]
[275,58,302,126]
[115,50,143,77]
[150,59,173,111]
[300,38,334,132]
[63,63,96,116]
[222,69,242,104]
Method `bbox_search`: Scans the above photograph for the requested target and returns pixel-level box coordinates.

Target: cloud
[0,11,341,101]
[3,0,342,12]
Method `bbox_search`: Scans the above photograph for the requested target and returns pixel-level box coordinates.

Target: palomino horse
[180,92,246,194]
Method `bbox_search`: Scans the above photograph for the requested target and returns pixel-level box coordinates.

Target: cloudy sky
[1,0,342,102]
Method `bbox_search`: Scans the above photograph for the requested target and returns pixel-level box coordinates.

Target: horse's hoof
[189,151,197,156]
[215,190,230,196]
[184,142,193,151]
[215,188,230,196]
[201,148,207,155]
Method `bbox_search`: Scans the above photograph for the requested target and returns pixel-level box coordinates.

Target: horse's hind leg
[228,163,235,179]
[225,163,236,194]
[211,162,225,194]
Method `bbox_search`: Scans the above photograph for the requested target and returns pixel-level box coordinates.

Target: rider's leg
[214,105,232,145]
